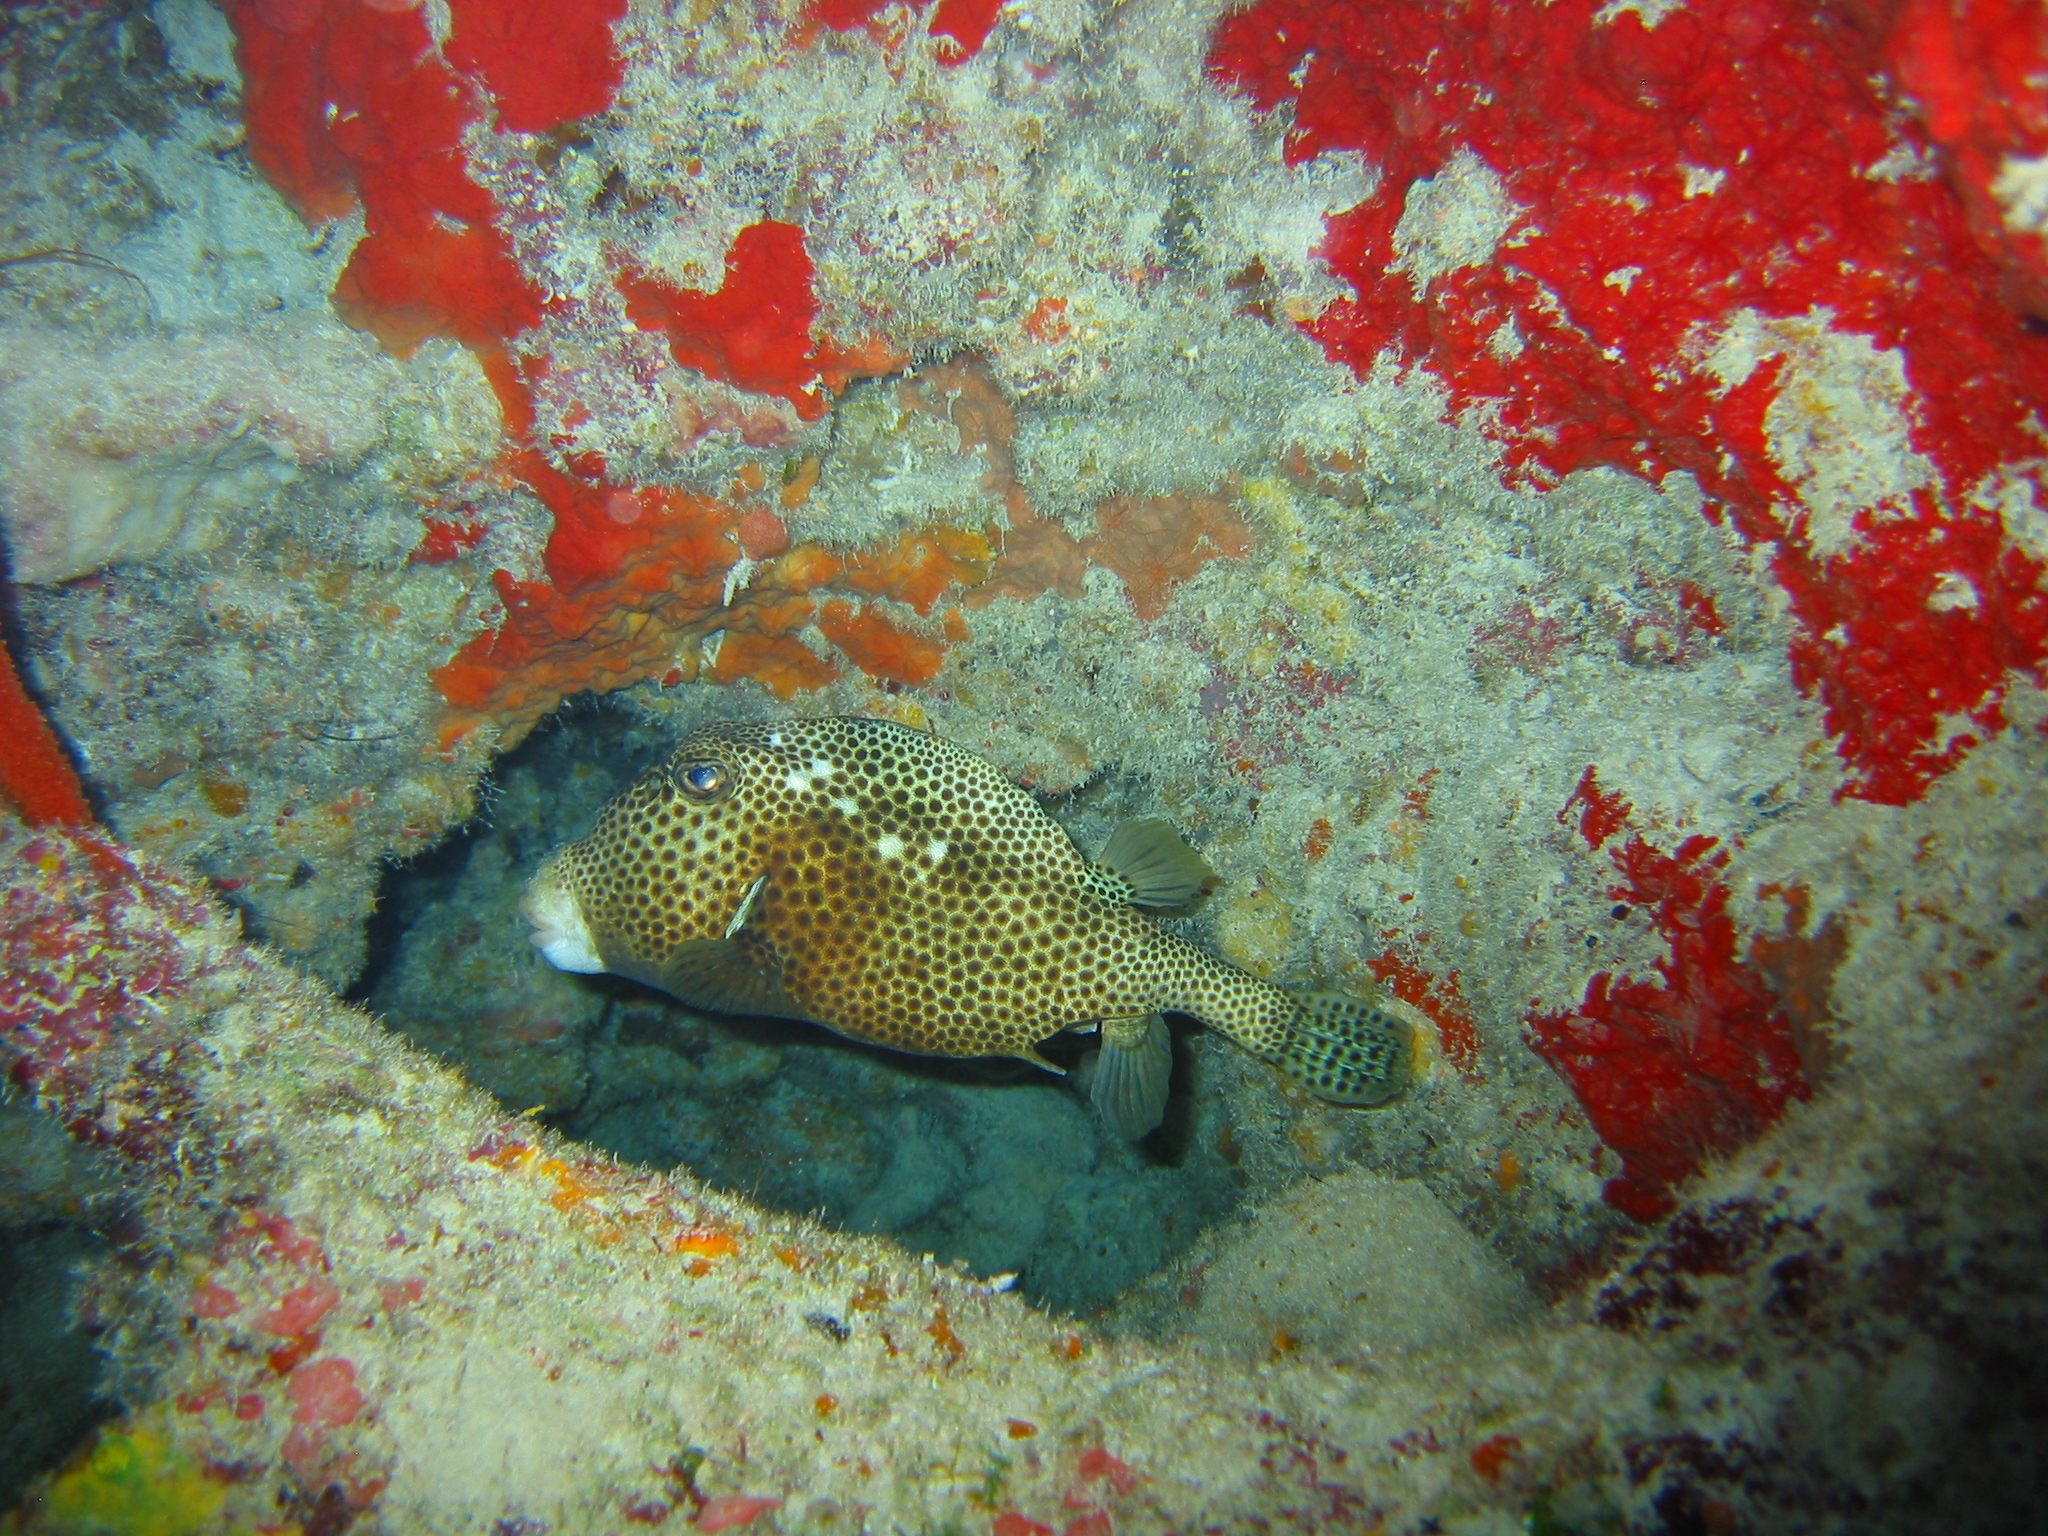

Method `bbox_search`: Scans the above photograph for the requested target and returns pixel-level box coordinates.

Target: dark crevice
[354,704,1256,1316]
[0,1160,119,1508]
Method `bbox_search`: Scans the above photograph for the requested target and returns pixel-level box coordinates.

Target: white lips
[519,862,605,975]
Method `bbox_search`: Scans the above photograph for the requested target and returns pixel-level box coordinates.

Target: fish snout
[519,857,606,975]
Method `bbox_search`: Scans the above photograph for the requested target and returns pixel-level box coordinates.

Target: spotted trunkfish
[520,716,1411,1137]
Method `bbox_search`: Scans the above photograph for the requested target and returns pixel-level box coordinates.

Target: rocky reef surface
[2,0,2046,1528]
[1,778,2043,1530]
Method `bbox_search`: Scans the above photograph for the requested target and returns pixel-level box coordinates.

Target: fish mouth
[519,859,606,975]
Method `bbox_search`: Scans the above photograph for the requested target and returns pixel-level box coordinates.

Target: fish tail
[1275,990,1412,1106]
[1153,939,1410,1105]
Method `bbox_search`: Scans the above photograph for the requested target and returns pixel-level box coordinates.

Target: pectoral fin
[1094,819,1216,908]
[636,938,806,1021]
[1089,1013,1173,1139]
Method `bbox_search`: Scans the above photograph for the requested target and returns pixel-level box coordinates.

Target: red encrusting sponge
[221,0,558,359]
[1878,0,2048,319]
[617,223,833,421]
[0,633,91,828]
[1209,0,2048,806]
[223,0,627,359]
[1526,769,1810,1222]
[444,0,629,135]
[802,0,1004,63]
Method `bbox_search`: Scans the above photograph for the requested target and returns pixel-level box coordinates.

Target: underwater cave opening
[352,700,1267,1317]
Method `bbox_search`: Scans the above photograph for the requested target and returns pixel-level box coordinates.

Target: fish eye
[674,760,730,800]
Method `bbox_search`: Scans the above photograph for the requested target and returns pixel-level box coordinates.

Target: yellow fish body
[520,716,1408,1136]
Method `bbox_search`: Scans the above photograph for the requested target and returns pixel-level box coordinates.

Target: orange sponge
[708,632,842,698]
[816,602,953,687]
[1083,491,1251,622]
[836,527,993,616]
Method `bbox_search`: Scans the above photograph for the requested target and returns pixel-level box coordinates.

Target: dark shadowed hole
[351,703,1258,1316]
[0,1102,121,1507]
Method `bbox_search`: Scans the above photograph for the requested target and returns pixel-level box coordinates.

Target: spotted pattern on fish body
[521,716,1410,1127]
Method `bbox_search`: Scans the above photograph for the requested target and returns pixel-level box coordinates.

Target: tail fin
[1277,991,1412,1106]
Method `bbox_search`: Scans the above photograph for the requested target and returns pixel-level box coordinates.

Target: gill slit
[724,873,768,939]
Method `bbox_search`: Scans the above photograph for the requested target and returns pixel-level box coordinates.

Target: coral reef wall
[1,769,2043,1530]
[1,0,2045,1527]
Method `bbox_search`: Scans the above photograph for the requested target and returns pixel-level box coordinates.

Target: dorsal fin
[1093,819,1215,908]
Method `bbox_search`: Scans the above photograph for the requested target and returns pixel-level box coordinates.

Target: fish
[519,715,1410,1138]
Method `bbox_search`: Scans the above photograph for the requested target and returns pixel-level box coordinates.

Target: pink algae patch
[1075,1447,1138,1495]
[993,1516,1055,1536]
[258,1276,341,1337]
[694,1493,783,1531]
[288,1356,365,1427]
[247,1210,326,1269]
[280,1423,327,1479]
[379,1277,426,1312]
[190,1280,240,1319]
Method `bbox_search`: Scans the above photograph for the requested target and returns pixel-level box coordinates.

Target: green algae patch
[41,1423,227,1536]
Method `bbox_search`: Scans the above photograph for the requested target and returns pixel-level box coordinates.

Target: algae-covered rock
[1189,1170,1533,1362]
